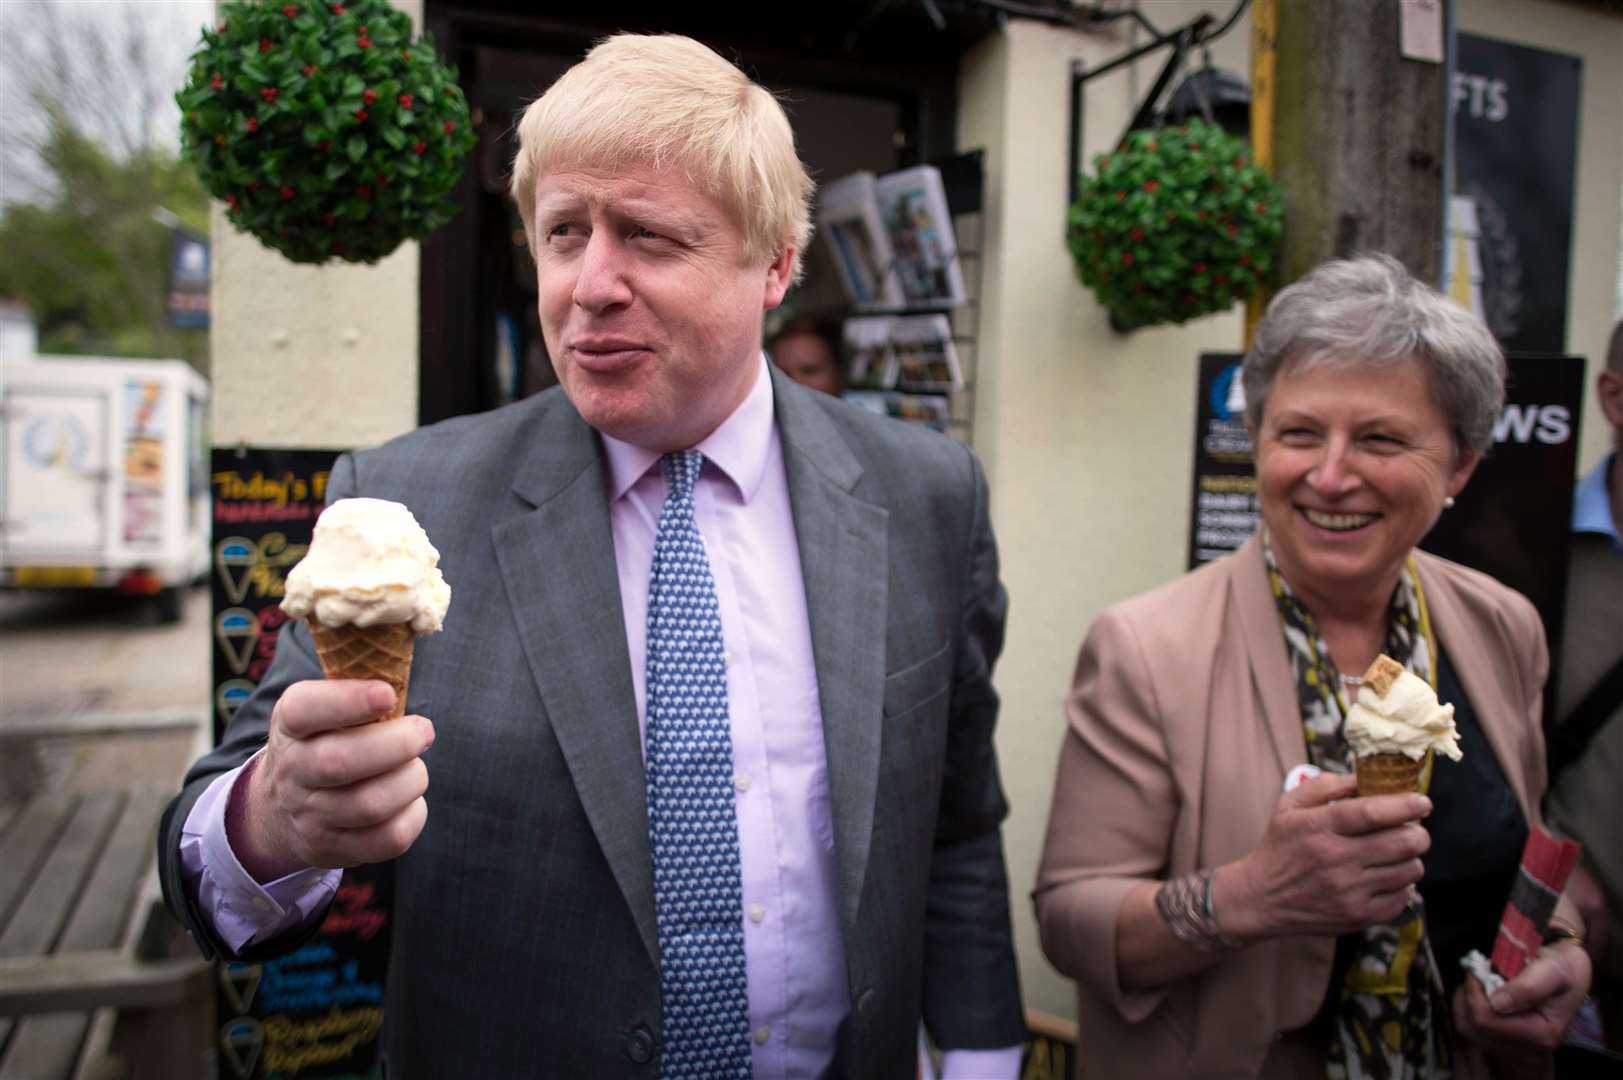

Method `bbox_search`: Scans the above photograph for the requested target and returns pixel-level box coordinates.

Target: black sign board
[1452,35,1582,354]
[210,446,392,1079]
[1186,353,1586,714]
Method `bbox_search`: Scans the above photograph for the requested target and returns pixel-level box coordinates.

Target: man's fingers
[276,679,401,740]
[1325,792,1431,836]
[314,797,429,867]
[287,715,434,789]
[1279,770,1357,810]
[305,758,430,829]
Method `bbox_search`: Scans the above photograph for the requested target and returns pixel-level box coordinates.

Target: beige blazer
[1034,535,1562,1079]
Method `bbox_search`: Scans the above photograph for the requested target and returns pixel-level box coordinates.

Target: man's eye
[1278,427,1318,444]
[632,226,663,240]
[546,223,581,240]
[1364,433,1404,449]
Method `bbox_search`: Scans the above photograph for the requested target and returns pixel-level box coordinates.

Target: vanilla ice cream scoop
[1344,656,1463,762]
[282,498,451,633]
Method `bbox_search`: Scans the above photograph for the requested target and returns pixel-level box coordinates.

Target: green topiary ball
[176,0,478,265]
[1067,118,1284,330]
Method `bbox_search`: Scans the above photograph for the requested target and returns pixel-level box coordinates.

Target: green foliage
[1067,119,1284,330]
[177,0,477,265]
[0,122,209,364]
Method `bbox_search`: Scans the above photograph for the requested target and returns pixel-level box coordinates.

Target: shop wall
[211,0,423,447]
[963,0,1623,1025]
[1459,0,1623,474]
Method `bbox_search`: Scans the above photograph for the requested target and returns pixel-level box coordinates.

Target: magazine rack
[829,150,986,445]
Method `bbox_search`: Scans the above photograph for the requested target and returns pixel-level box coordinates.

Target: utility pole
[1272,0,1447,283]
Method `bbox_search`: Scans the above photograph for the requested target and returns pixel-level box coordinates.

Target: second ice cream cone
[308,615,415,719]
[1355,749,1431,796]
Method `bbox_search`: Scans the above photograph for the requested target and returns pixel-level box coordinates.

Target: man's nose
[572,232,632,313]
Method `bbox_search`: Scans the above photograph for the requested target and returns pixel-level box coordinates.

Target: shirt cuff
[178,750,341,954]
[940,1046,1023,1080]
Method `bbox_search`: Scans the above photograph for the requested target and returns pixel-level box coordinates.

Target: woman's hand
[1216,771,1432,942]
[1452,941,1590,1077]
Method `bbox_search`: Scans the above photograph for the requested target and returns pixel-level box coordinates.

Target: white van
[1,355,209,621]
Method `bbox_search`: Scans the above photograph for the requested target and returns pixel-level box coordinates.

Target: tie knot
[661,450,703,501]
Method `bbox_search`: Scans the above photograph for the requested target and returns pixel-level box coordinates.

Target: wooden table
[0,786,211,1079]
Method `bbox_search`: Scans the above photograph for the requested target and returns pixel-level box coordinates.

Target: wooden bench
[0,786,211,1079]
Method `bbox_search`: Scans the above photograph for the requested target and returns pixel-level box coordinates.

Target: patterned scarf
[1262,536,1452,1080]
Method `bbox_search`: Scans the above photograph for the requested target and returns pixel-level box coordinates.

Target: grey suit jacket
[159,368,1025,1077]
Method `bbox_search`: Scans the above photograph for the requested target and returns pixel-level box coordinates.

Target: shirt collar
[1572,448,1621,544]
[600,354,775,503]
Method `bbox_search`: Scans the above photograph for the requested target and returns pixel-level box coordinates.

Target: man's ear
[762,246,795,310]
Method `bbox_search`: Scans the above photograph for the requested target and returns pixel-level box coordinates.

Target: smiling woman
[1036,255,1593,1079]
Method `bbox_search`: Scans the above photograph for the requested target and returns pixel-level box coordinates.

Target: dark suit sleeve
[921,448,1026,1049]
[157,453,359,962]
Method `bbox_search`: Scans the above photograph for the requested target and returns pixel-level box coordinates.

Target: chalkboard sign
[210,446,392,1079]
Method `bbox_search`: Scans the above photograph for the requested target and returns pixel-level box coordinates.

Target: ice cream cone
[1355,749,1432,796]
[308,615,415,719]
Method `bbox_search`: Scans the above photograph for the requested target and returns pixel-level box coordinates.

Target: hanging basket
[176,0,478,265]
[1067,119,1283,330]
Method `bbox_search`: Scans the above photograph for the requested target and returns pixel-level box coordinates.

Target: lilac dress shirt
[180,358,1018,1078]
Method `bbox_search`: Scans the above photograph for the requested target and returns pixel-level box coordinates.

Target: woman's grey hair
[1241,253,1506,456]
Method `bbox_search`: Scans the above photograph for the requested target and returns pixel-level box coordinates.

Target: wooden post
[1273,0,1446,284]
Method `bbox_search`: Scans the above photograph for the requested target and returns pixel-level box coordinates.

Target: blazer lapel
[772,370,889,936]
[1229,533,1308,774]
[1416,554,1536,816]
[492,397,658,969]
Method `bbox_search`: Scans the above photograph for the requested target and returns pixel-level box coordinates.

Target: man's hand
[228,679,435,882]
[1218,772,1432,942]
[1453,941,1591,1077]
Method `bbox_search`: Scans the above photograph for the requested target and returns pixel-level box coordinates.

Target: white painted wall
[962,0,1623,1024]
[209,0,423,449]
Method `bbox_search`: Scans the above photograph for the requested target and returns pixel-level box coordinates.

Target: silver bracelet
[1155,869,1242,952]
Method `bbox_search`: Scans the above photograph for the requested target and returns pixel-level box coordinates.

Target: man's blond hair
[510,34,814,281]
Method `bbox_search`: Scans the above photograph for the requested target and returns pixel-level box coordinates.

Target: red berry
[413,142,427,155]
[332,3,344,12]
[1143,180,1158,193]
[363,89,377,105]
[1147,142,1159,152]
[216,21,227,32]
[1215,274,1228,286]
[357,184,372,198]
[1115,190,1126,201]
[283,4,298,16]
[1197,211,1207,222]
[280,185,295,200]
[316,140,331,153]
[226,194,240,209]
[1240,254,1252,267]
[357,24,366,34]
[302,65,317,76]
[1166,211,1178,223]
[1227,225,1239,238]
[1130,228,1144,242]
[402,50,412,61]
[322,212,336,225]
[260,87,278,103]
[1256,202,1268,214]
[1193,262,1206,274]
[1098,157,1110,170]
[376,173,389,185]
[358,37,372,49]
[210,74,224,90]
[247,180,260,191]
[260,38,273,53]
[1189,142,1201,151]
[398,94,413,109]
[1122,253,1134,266]
[245,117,258,132]
[444,121,457,134]
[354,109,368,122]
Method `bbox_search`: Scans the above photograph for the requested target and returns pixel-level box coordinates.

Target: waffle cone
[307,615,415,719]
[1355,750,1430,796]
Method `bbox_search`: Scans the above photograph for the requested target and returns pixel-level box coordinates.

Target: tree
[0,0,212,367]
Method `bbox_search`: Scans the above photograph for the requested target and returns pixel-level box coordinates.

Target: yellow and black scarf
[1263,535,1452,1080]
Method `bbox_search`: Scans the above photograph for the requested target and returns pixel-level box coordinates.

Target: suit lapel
[1229,534,1309,774]
[492,397,659,969]
[772,370,889,936]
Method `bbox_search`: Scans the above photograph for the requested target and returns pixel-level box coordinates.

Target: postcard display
[818,152,984,439]
[210,446,392,1079]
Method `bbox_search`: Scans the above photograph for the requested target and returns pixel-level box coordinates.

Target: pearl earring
[1443,496,1456,509]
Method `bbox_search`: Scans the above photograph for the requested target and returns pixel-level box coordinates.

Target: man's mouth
[1302,508,1376,531]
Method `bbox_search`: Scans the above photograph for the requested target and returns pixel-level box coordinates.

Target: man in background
[768,315,844,397]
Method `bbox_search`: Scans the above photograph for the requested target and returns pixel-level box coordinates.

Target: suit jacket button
[626,1025,655,1064]
[856,987,876,1013]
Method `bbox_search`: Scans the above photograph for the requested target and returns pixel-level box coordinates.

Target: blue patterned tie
[645,450,752,1078]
